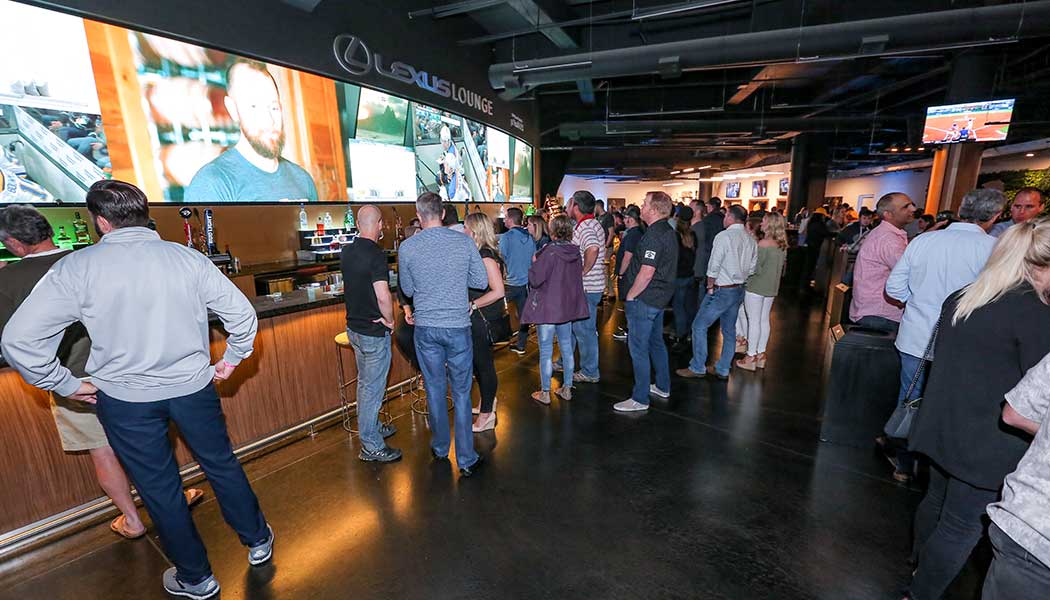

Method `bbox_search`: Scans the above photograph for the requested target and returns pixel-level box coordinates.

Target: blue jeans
[347,329,391,452]
[626,299,670,405]
[538,323,574,391]
[414,326,479,468]
[96,383,268,585]
[571,291,603,379]
[689,286,746,376]
[505,285,530,350]
[855,315,900,334]
[672,276,697,338]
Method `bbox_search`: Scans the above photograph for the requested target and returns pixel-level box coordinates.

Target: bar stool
[334,331,390,434]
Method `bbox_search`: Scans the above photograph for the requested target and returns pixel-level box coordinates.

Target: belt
[713,283,742,289]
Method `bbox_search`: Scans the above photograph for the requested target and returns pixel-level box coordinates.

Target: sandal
[110,514,146,539]
[556,385,572,401]
[755,353,767,369]
[531,391,551,405]
[735,356,758,372]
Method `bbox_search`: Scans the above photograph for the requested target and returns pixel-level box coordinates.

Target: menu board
[0,0,532,204]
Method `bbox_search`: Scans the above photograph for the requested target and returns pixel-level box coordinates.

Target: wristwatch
[470,302,478,312]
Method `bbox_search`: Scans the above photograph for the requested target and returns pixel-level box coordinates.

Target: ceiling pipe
[490,1,1050,91]
[559,116,904,139]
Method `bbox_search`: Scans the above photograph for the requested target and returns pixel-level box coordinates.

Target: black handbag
[475,300,512,345]
[883,318,941,438]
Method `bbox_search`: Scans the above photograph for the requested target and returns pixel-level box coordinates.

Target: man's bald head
[357,205,383,241]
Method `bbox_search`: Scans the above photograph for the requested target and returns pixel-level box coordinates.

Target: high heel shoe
[735,337,748,353]
[735,356,757,372]
[531,391,551,405]
[473,397,498,415]
[472,412,497,432]
[756,353,767,369]
[556,385,572,401]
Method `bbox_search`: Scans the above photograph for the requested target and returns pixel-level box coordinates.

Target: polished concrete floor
[0,293,984,599]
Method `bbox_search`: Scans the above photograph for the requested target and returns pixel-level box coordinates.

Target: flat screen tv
[725,181,740,199]
[922,99,1015,144]
[779,177,789,196]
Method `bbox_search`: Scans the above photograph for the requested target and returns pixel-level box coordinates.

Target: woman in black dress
[463,213,506,432]
[904,217,1050,600]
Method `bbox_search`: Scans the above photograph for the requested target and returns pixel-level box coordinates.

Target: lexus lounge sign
[333,33,495,117]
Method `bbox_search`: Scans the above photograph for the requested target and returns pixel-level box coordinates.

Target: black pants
[983,523,1050,599]
[470,312,499,412]
[909,463,999,600]
[96,383,268,584]
[505,285,529,350]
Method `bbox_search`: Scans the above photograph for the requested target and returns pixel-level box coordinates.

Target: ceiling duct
[490,1,1050,90]
[559,116,904,139]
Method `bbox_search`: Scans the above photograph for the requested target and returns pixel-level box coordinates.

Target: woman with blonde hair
[735,212,788,370]
[463,212,506,432]
[902,216,1050,600]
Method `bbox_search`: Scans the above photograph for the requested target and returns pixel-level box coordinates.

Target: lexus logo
[333,34,371,77]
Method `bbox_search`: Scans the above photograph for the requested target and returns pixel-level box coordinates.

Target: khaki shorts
[50,392,110,452]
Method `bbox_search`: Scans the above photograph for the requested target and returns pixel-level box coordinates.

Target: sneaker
[556,385,572,401]
[163,568,220,600]
[510,346,526,356]
[358,446,403,463]
[649,385,670,399]
[378,423,397,438]
[573,372,600,384]
[613,399,649,412]
[613,329,628,341]
[247,525,275,566]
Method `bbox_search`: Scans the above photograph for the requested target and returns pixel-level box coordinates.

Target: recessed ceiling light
[889,147,899,152]
[1026,152,1036,158]
[904,147,912,152]
[683,168,695,173]
[917,147,926,151]
[663,182,685,187]
[670,170,681,175]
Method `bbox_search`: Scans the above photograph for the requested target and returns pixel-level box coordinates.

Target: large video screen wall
[0,0,532,205]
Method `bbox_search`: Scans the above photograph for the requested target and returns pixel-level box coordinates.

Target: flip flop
[110,514,146,539]
[184,488,205,507]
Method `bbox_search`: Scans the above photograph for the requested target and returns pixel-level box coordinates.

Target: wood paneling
[0,301,416,538]
[0,371,100,533]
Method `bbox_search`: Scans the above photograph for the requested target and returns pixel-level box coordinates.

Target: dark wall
[27,0,539,143]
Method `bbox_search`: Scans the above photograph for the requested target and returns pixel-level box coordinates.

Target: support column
[788,134,832,217]
[923,52,996,214]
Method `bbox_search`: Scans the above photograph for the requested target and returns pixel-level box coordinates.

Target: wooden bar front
[0,299,414,536]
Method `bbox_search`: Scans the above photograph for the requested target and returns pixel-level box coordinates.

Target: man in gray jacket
[1,181,271,600]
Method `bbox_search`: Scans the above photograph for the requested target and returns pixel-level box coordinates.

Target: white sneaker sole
[163,583,220,600]
[248,526,274,566]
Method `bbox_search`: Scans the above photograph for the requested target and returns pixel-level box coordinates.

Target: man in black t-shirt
[340,205,401,463]
[612,206,645,342]
[614,192,678,413]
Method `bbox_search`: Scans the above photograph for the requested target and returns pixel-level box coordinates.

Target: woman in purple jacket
[521,215,590,405]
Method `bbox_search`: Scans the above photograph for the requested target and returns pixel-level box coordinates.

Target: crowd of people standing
[4,178,1050,599]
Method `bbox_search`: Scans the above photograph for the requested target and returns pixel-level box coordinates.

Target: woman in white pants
[736,212,787,370]
[735,215,764,353]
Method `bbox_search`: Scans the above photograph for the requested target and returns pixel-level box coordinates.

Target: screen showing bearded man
[183,59,318,203]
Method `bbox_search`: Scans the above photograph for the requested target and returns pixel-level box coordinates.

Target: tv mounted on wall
[922,99,1015,144]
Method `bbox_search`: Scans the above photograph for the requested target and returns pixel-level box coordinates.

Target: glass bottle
[343,204,355,232]
[298,204,308,230]
[72,211,91,244]
[316,216,325,236]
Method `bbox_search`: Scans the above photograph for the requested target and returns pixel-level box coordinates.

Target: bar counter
[0,289,415,548]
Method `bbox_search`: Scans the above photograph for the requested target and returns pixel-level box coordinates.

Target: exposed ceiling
[397,0,1050,181]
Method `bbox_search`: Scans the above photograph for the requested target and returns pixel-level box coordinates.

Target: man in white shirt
[884,188,1004,481]
[677,204,757,380]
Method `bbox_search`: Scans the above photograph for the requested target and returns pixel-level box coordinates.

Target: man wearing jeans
[398,192,488,477]
[340,205,400,463]
[499,207,536,355]
[568,190,606,383]
[614,192,678,413]
[885,188,1002,482]
[677,204,756,381]
[1,181,271,600]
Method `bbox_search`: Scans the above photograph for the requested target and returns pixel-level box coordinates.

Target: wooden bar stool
[334,331,390,434]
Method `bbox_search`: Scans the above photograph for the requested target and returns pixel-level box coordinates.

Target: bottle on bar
[55,226,72,246]
[72,211,91,244]
[343,204,355,233]
[298,204,309,230]
[323,211,333,229]
[316,216,325,236]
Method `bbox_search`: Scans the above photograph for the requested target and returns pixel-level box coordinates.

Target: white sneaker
[613,399,649,412]
[649,385,670,399]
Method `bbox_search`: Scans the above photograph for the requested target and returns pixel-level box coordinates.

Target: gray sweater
[0,227,257,402]
[397,226,487,328]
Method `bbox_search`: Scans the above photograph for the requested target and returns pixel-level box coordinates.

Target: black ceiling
[396,0,1050,179]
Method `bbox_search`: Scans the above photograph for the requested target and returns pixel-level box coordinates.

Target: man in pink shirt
[849,192,916,333]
